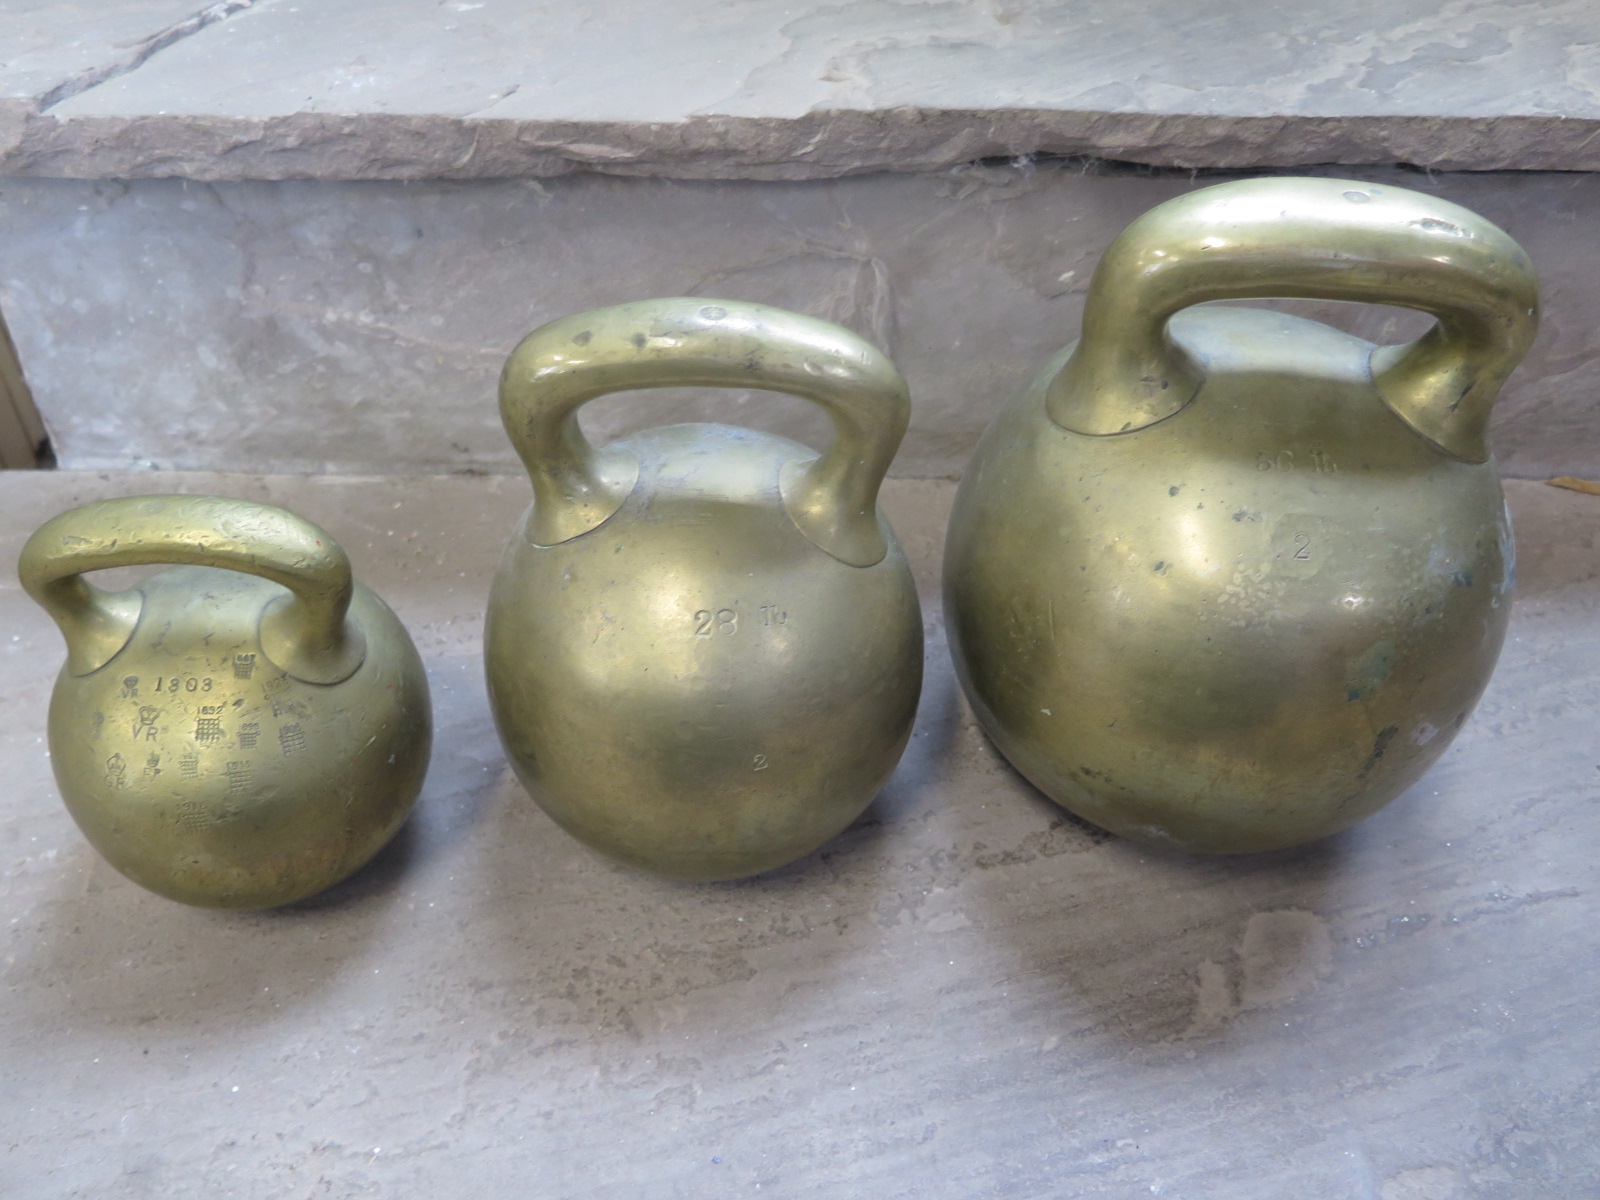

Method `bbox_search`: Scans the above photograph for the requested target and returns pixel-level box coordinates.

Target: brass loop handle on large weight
[499,298,910,567]
[1048,177,1541,461]
[18,495,365,683]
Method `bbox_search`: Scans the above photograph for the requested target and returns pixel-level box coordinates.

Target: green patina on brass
[945,177,1539,854]
[20,495,431,906]
[486,298,923,881]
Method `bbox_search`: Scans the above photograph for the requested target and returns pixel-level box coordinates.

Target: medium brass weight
[945,177,1539,853]
[486,298,923,881]
[19,495,432,907]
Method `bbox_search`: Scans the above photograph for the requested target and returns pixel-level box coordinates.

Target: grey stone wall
[1,161,1595,479]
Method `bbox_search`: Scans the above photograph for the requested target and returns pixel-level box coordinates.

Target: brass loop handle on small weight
[1048,177,1540,462]
[498,298,910,567]
[18,495,364,683]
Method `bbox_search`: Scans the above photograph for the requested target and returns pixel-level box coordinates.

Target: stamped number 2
[694,609,738,636]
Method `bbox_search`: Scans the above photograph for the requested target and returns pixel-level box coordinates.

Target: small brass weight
[487,298,923,880]
[20,495,431,907]
[946,177,1539,853]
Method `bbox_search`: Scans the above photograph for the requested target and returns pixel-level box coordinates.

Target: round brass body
[487,299,922,881]
[21,497,431,907]
[945,178,1538,854]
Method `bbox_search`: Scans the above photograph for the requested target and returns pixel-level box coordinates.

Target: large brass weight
[486,298,924,881]
[945,177,1539,853]
[19,495,432,907]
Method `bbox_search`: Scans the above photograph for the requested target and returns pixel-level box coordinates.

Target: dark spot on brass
[1372,725,1400,760]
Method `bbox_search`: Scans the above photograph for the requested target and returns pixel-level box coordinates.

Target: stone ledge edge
[3,107,1598,180]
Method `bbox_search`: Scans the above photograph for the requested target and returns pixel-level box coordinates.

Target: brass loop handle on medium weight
[18,494,365,683]
[498,298,911,568]
[1048,177,1541,461]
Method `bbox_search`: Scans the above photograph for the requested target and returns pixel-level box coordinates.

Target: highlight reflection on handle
[1049,177,1539,461]
[18,494,363,682]
[498,298,910,567]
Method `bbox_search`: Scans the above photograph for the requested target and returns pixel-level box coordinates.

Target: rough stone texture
[2,470,1596,1197]
[0,1,229,104]
[0,0,248,174]
[3,0,1600,179]
[2,163,1597,480]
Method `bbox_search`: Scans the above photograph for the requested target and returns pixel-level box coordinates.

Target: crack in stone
[460,84,522,122]
[36,0,262,114]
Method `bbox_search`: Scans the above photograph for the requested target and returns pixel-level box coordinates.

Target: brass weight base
[2,470,1594,1197]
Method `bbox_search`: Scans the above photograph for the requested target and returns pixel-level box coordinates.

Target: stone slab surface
[3,164,1598,481]
[3,0,1600,179]
[0,1,236,176]
[1,470,1597,1198]
[0,1,229,103]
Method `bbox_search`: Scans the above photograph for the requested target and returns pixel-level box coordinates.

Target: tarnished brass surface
[945,178,1539,854]
[19,495,432,907]
[486,298,923,881]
